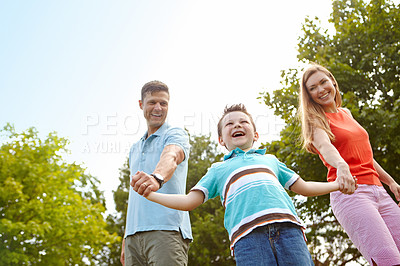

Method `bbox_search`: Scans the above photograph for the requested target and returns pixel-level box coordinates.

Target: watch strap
[151,173,164,189]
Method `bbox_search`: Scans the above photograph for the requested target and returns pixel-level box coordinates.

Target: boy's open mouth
[232,131,245,138]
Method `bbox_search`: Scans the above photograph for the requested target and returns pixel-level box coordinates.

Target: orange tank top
[317,108,381,185]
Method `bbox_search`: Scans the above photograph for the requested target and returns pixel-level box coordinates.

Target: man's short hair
[141,80,169,100]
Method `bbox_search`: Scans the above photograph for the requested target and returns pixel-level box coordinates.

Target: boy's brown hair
[217,103,257,137]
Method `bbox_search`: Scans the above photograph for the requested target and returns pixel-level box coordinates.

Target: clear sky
[0,0,333,213]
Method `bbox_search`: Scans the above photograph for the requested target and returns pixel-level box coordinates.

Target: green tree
[0,124,119,265]
[102,160,130,265]
[259,0,400,264]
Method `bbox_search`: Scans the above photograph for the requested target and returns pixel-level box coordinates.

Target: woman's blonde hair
[298,64,342,154]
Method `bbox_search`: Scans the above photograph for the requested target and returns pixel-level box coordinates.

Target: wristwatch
[151,173,165,189]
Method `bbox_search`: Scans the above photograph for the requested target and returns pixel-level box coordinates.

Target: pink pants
[330,185,400,265]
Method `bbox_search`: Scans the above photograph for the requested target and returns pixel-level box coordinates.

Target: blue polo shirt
[125,123,192,240]
[191,148,303,252]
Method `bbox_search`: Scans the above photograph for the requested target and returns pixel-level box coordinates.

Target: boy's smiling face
[218,111,259,152]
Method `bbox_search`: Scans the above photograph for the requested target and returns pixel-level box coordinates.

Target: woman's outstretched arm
[312,127,357,194]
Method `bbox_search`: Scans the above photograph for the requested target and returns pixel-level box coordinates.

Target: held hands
[336,164,357,194]
[130,171,160,197]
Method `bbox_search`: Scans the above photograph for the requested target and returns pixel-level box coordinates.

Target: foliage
[0,124,119,265]
[259,0,400,264]
[101,160,130,265]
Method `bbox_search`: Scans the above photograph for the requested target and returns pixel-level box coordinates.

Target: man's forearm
[153,145,185,182]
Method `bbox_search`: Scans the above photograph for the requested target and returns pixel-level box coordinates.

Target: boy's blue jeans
[234,222,314,266]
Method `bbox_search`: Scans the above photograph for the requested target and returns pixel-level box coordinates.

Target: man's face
[139,91,169,133]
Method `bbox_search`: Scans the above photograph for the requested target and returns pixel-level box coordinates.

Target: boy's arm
[146,190,204,211]
[290,177,340,197]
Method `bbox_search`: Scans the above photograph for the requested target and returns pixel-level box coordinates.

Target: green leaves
[101,159,130,265]
[0,124,119,265]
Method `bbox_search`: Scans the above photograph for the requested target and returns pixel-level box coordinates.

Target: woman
[298,64,400,265]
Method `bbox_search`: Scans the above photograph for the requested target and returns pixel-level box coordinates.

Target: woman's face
[305,71,337,113]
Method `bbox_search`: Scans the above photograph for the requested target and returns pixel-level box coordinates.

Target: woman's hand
[336,163,357,194]
[389,182,400,206]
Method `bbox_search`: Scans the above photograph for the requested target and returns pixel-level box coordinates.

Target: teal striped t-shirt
[191,148,304,252]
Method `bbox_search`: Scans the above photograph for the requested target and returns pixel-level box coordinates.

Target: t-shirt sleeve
[190,164,220,203]
[273,156,299,190]
[164,127,190,161]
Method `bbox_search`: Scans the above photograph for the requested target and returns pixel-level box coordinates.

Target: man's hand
[120,239,125,265]
[130,171,160,197]
[336,163,357,194]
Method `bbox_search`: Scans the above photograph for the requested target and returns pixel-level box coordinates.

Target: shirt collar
[141,123,168,140]
[223,147,266,161]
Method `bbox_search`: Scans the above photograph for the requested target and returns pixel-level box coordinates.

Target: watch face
[155,173,164,181]
[151,174,164,188]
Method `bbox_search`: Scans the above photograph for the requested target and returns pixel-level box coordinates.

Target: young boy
[141,104,341,265]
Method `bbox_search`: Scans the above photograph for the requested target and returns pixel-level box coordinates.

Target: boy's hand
[131,171,159,197]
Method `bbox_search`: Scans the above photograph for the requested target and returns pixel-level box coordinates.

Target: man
[121,81,192,266]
